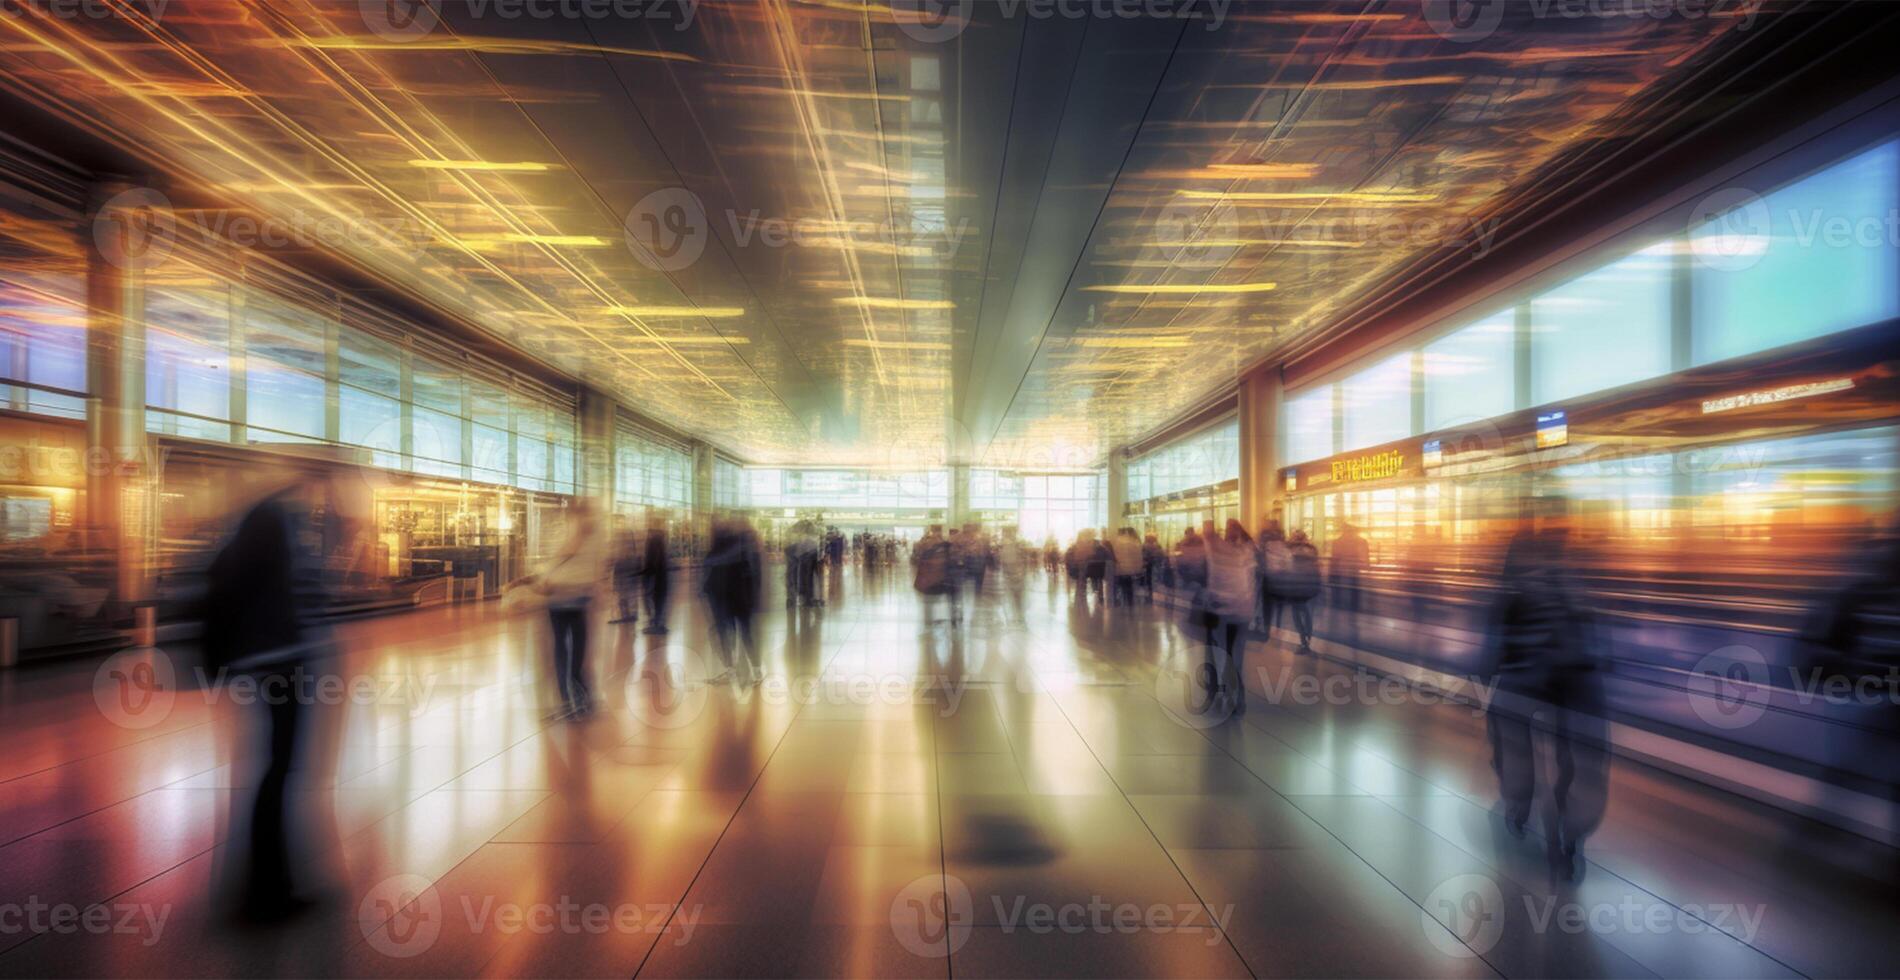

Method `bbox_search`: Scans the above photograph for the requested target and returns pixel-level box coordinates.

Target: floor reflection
[0,564,1893,978]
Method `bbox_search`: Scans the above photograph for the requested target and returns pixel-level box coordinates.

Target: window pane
[1284,384,1334,464]
[412,360,463,416]
[1341,352,1413,452]
[1424,310,1515,431]
[246,362,325,441]
[340,387,401,470]
[472,423,510,484]
[145,284,230,436]
[1530,243,1673,406]
[1692,141,1900,365]
[247,295,329,376]
[412,406,463,475]
[340,332,400,392]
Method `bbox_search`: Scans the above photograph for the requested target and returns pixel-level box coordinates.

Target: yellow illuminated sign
[1330,449,1404,484]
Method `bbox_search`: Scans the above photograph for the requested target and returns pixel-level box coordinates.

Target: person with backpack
[913,524,959,627]
[1279,529,1323,653]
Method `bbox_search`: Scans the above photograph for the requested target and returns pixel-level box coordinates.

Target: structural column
[947,463,969,527]
[1238,365,1284,531]
[577,388,616,512]
[691,443,714,546]
[1105,452,1127,533]
[86,182,153,612]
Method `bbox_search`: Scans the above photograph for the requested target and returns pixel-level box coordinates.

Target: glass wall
[1422,309,1514,432]
[1529,242,1673,406]
[0,198,86,421]
[1126,418,1239,501]
[144,277,232,441]
[1692,141,1900,365]
[1283,385,1335,465]
[713,456,747,511]
[1282,138,1900,459]
[1341,351,1413,453]
[615,426,693,513]
[744,469,948,512]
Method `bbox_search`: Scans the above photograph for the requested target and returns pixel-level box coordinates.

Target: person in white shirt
[539,501,607,719]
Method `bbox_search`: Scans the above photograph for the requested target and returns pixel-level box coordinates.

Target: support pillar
[1238,366,1284,532]
[1105,452,1127,533]
[948,463,970,527]
[691,443,715,547]
[86,182,153,613]
[577,388,616,512]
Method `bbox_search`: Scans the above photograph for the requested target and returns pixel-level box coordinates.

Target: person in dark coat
[703,517,762,684]
[642,520,671,635]
[1482,516,1608,882]
[201,476,356,922]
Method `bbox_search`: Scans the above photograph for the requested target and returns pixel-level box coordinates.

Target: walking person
[200,473,363,921]
[913,524,958,626]
[641,519,671,635]
[539,501,606,720]
[1202,519,1259,717]
[611,530,642,625]
[996,525,1030,625]
[1331,521,1370,645]
[1482,514,1608,882]
[1141,531,1167,604]
[1111,527,1143,608]
[1280,529,1323,654]
[703,518,763,684]
[1256,520,1290,639]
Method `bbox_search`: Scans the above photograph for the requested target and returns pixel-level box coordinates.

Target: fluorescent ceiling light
[408,159,556,172]
[1081,282,1275,294]
[603,305,746,318]
[833,297,955,310]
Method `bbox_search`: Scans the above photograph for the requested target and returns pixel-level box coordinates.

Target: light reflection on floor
[0,566,1893,978]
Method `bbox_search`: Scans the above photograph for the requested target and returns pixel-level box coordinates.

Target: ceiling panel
[0,0,1795,466]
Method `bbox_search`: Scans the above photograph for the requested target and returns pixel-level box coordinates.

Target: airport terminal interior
[0,0,1898,977]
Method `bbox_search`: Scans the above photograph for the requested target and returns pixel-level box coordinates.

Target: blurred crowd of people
[189,471,1900,921]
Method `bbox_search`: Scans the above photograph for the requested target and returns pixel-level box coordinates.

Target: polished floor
[0,565,1896,979]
